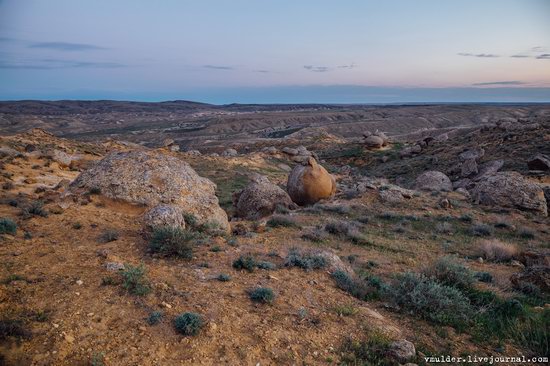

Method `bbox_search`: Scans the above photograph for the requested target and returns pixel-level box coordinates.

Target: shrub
[340,332,393,366]
[147,311,163,325]
[266,215,300,228]
[0,218,17,235]
[300,227,328,242]
[232,255,257,272]
[424,256,476,290]
[120,264,151,296]
[469,224,493,237]
[20,200,48,218]
[459,214,473,223]
[0,319,29,340]
[324,220,367,244]
[333,304,358,316]
[435,222,454,234]
[72,222,82,230]
[494,220,513,229]
[148,227,201,259]
[183,213,198,227]
[518,228,535,239]
[284,248,328,271]
[317,203,352,215]
[387,272,473,328]
[217,273,231,282]
[478,239,517,262]
[249,287,275,304]
[99,229,119,243]
[100,276,118,286]
[475,272,493,283]
[174,312,204,336]
[256,261,277,270]
[331,270,380,301]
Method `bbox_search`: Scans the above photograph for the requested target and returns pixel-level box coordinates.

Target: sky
[0,0,549,103]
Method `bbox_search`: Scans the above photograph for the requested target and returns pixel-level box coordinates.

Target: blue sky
[0,0,549,103]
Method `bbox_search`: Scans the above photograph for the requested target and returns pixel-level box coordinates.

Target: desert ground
[0,102,549,365]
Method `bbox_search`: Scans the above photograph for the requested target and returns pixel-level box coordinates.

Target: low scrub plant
[148,226,201,259]
[517,227,535,239]
[120,264,151,296]
[387,272,473,328]
[423,256,476,290]
[147,311,163,325]
[248,287,276,304]
[284,248,328,271]
[232,255,257,272]
[99,229,119,243]
[469,223,493,237]
[174,312,204,336]
[331,270,382,301]
[478,239,517,262]
[266,215,300,228]
[20,200,48,218]
[0,218,17,235]
[340,331,393,366]
[324,220,367,244]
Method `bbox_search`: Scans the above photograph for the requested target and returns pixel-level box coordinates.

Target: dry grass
[477,239,518,262]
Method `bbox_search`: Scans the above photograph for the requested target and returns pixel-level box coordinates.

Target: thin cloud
[0,59,126,69]
[337,63,358,69]
[202,64,234,70]
[536,54,550,60]
[304,65,331,72]
[458,52,500,58]
[510,54,530,58]
[254,69,270,73]
[29,41,107,51]
[473,81,524,86]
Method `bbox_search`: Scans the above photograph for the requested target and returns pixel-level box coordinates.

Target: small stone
[76,280,83,286]
[65,334,75,343]
[87,313,94,317]
[510,260,524,267]
[161,302,172,309]
[138,326,147,331]
[52,323,59,328]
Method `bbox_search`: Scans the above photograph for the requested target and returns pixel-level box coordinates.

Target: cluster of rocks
[363,130,389,149]
[161,138,180,152]
[68,150,230,231]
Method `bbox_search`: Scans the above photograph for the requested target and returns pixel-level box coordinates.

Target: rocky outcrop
[365,135,384,149]
[221,148,238,157]
[415,171,452,191]
[388,339,416,364]
[233,174,296,220]
[69,150,229,230]
[287,157,336,205]
[143,204,186,230]
[470,172,547,216]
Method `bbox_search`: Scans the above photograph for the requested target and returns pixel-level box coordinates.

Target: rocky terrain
[0,103,549,365]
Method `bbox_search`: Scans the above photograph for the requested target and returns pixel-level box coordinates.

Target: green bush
[174,312,204,336]
[217,273,231,282]
[475,272,493,283]
[340,332,393,366]
[120,264,151,296]
[266,215,300,228]
[284,248,328,271]
[469,224,493,237]
[20,200,48,218]
[256,261,277,270]
[331,270,380,301]
[518,228,535,239]
[0,218,17,235]
[249,287,275,304]
[232,255,257,272]
[99,229,119,243]
[148,226,201,259]
[324,220,368,244]
[147,311,163,325]
[387,272,473,328]
[424,256,476,290]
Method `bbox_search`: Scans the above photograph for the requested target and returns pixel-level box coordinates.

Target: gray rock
[105,262,125,271]
[365,135,384,149]
[460,158,478,178]
[388,339,416,363]
[415,171,452,191]
[221,148,238,157]
[459,148,485,161]
[143,204,186,230]
[471,171,547,216]
[474,159,504,181]
[69,150,229,231]
[233,174,295,220]
[282,147,299,156]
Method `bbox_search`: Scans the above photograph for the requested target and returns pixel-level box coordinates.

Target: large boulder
[233,174,296,220]
[470,172,548,216]
[69,150,229,230]
[143,204,186,230]
[287,157,336,205]
[365,135,384,149]
[415,171,452,191]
